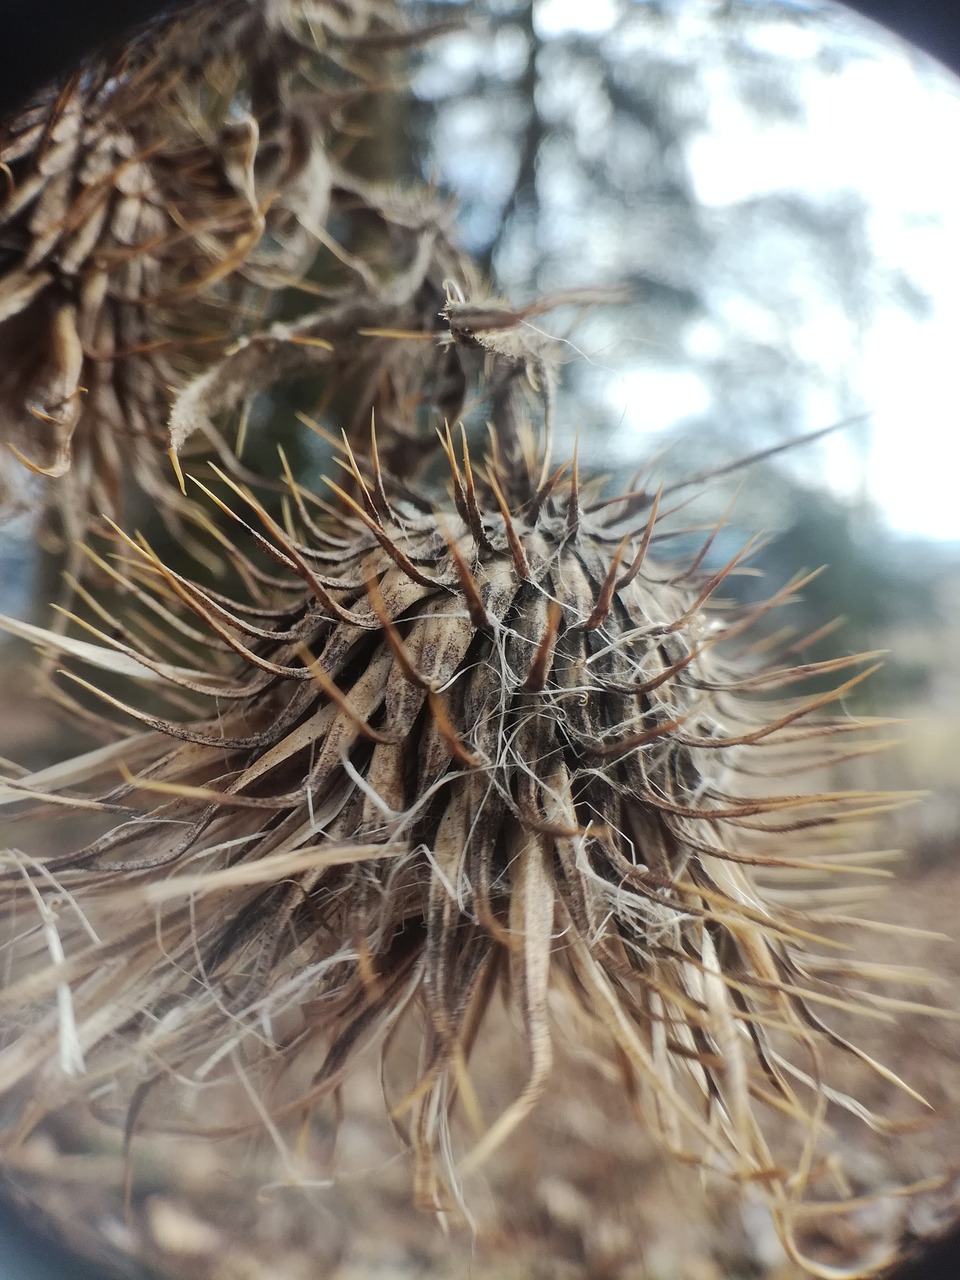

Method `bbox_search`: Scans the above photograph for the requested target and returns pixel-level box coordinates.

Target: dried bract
[167,175,479,476]
[0,0,429,537]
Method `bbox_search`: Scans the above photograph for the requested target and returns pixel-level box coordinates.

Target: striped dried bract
[166,175,481,483]
[0,0,435,537]
[0,371,929,1273]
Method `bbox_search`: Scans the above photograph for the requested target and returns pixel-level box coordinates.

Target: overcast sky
[558,1,960,541]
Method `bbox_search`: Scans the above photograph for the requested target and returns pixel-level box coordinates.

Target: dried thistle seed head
[0,419,924,1272]
[0,0,426,537]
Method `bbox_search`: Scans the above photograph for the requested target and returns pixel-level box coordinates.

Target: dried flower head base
[0,398,935,1275]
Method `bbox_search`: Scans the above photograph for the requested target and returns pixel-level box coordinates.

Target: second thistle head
[0,382,922,1274]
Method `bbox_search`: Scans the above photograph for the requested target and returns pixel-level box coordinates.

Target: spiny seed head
[0,418,919,1274]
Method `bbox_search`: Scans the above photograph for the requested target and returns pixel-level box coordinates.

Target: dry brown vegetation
[1,3,959,1278]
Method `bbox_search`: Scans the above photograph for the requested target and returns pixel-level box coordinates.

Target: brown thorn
[783,615,847,656]
[276,449,364,568]
[583,536,630,630]
[294,642,396,744]
[339,430,382,526]
[369,411,397,522]
[195,472,372,627]
[167,447,187,496]
[566,439,581,534]
[428,691,483,767]
[486,468,531,581]
[534,456,572,512]
[99,527,306,682]
[661,533,764,633]
[280,494,297,542]
[235,398,252,461]
[583,484,654,516]
[602,644,703,696]
[438,422,470,527]
[724,648,887,693]
[276,444,307,517]
[295,410,340,451]
[524,599,564,691]
[436,517,490,629]
[617,483,663,589]
[740,624,796,659]
[659,415,871,503]
[459,425,494,551]
[670,483,742,584]
[356,328,435,341]
[593,714,689,759]
[720,566,830,647]
[681,662,884,748]
[364,572,433,690]
[324,478,445,589]
[485,421,505,482]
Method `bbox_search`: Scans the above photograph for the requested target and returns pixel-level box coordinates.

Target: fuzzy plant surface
[0,320,929,1276]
